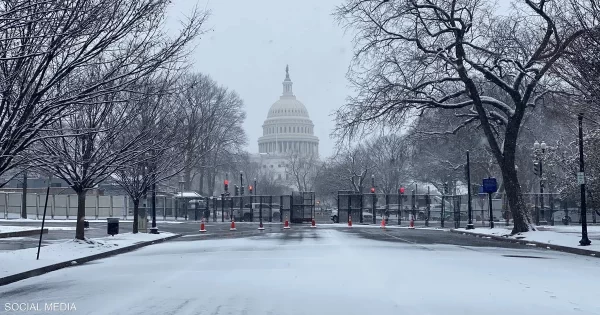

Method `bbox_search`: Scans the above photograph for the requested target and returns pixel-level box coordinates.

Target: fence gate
[290,192,315,223]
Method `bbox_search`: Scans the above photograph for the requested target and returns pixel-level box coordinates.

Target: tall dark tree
[334,0,595,233]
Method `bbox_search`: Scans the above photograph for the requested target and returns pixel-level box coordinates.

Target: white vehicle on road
[331,209,374,223]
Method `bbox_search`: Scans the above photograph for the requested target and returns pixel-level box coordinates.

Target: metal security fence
[0,192,181,220]
[185,192,314,224]
[333,191,599,228]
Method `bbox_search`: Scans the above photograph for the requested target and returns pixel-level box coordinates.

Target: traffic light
[224,179,229,192]
[248,185,253,194]
[533,162,540,176]
[370,187,375,193]
[234,185,239,196]
[443,182,449,194]
[399,187,405,194]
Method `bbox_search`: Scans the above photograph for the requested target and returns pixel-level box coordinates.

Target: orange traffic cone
[283,215,290,229]
[311,218,316,228]
[380,217,386,229]
[258,218,265,231]
[199,218,207,233]
[409,214,415,229]
[230,218,237,231]
[348,214,353,227]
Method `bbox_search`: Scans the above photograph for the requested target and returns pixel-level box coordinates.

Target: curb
[0,228,48,239]
[450,229,600,258]
[0,234,181,287]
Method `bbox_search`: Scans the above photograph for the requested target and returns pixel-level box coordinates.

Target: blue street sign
[482,178,498,193]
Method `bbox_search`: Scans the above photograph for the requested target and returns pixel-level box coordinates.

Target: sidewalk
[0,226,48,238]
[0,232,180,286]
[451,226,600,258]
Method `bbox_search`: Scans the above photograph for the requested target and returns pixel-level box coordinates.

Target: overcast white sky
[167,0,353,158]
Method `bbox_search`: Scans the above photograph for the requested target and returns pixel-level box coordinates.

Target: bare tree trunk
[132,199,139,234]
[21,171,27,219]
[183,167,192,191]
[76,190,86,240]
[501,163,532,234]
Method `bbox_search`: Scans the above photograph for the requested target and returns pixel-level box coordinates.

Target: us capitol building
[253,66,319,181]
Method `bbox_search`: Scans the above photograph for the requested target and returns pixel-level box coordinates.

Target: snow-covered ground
[455,226,600,252]
[0,226,41,233]
[2,229,599,315]
[0,232,176,277]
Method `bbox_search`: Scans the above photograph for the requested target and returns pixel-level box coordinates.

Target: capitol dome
[258,66,319,157]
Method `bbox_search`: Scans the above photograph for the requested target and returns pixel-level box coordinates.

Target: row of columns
[259,141,318,155]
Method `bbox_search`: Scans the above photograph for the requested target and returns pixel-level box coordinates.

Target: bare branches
[0,0,208,185]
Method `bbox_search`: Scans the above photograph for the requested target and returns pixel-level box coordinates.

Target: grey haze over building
[166,0,353,158]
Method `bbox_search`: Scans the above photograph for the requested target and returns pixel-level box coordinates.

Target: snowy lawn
[0,232,177,277]
[455,226,600,252]
[2,229,599,315]
[0,226,42,233]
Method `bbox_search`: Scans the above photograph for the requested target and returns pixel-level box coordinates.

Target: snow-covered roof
[174,192,202,198]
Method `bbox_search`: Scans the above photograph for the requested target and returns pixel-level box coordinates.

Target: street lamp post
[533,140,548,225]
[578,113,591,246]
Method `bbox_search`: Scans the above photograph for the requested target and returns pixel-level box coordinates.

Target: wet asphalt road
[1,218,534,253]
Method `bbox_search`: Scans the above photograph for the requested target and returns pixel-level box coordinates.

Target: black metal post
[399,191,403,225]
[150,153,158,233]
[578,113,591,246]
[488,193,494,229]
[411,189,416,222]
[466,151,474,229]
[539,156,546,225]
[357,195,362,224]
[534,190,540,225]
[441,193,445,228]
[259,197,263,226]
[221,194,226,224]
[254,179,257,196]
[240,171,244,196]
[36,177,51,260]
[425,186,430,227]
[348,194,352,224]
[372,193,376,224]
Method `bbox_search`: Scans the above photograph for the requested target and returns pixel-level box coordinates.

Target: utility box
[107,217,119,236]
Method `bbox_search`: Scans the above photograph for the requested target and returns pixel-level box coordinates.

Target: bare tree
[366,135,411,194]
[175,73,246,195]
[285,152,321,192]
[27,6,206,240]
[0,0,207,186]
[111,74,186,233]
[334,0,595,233]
